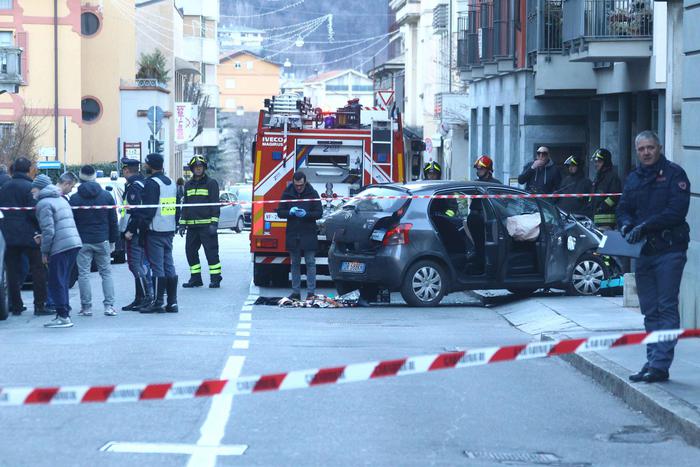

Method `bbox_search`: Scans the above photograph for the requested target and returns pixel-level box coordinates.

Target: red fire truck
[251,93,407,286]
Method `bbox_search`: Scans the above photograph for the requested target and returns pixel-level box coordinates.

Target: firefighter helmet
[591,148,612,168]
[474,155,494,171]
[188,155,208,169]
[423,161,442,178]
[564,155,583,167]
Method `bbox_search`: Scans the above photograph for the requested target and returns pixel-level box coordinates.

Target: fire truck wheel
[270,267,289,287]
[253,264,272,287]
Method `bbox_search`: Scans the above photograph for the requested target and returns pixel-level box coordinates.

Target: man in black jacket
[277,171,323,300]
[120,158,153,311]
[518,146,562,194]
[70,165,119,316]
[0,157,49,316]
[180,155,222,288]
[590,148,623,230]
[556,155,593,216]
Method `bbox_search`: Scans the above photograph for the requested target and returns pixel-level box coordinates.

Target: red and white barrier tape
[0,192,623,211]
[1,329,697,407]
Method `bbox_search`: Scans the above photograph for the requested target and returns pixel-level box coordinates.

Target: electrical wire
[218,0,306,19]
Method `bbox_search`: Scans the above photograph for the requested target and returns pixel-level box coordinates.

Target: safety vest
[149,176,177,233]
[119,180,144,233]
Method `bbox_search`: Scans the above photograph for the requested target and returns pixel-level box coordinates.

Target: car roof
[380,180,521,194]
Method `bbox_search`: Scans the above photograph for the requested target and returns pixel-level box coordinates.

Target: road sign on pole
[376,90,395,106]
[146,106,165,135]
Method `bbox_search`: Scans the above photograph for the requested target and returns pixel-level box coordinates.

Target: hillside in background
[220,0,392,78]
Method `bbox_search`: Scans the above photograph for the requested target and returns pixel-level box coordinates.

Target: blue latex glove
[296,208,307,218]
[289,206,300,216]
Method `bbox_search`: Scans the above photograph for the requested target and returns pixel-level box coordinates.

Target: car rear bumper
[328,245,404,289]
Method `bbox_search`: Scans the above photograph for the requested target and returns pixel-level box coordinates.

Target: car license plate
[341,261,366,274]
[370,229,386,241]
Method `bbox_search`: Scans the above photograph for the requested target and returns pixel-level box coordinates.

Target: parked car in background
[218,191,244,233]
[326,182,618,307]
[228,184,252,229]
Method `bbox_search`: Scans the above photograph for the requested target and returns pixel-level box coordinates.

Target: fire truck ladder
[370,119,393,183]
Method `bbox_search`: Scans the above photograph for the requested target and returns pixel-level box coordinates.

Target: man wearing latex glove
[178,224,187,238]
[70,165,118,317]
[617,130,691,384]
[277,171,323,301]
[181,155,223,288]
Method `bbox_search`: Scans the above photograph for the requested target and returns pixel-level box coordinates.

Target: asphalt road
[1,233,698,466]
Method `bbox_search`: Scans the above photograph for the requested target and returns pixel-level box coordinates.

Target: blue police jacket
[617,155,691,254]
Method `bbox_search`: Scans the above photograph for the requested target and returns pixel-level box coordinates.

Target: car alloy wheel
[412,266,442,302]
[571,258,605,295]
[235,217,244,233]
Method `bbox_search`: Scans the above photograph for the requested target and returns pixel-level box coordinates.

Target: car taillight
[255,238,278,249]
[383,224,413,246]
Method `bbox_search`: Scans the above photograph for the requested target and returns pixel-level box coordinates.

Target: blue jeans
[289,249,316,295]
[48,248,80,318]
[635,251,687,372]
[145,233,175,277]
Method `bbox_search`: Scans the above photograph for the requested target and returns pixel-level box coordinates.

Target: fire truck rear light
[256,238,278,249]
[382,224,413,246]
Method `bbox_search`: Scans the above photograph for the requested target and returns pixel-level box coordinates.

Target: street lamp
[284,58,292,68]
[295,36,305,48]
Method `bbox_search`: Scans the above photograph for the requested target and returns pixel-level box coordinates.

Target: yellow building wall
[81,0,136,164]
[218,54,281,113]
[0,1,84,165]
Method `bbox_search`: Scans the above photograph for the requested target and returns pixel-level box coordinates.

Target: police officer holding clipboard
[617,130,691,383]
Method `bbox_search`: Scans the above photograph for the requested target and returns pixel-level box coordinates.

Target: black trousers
[6,246,47,310]
[185,227,221,276]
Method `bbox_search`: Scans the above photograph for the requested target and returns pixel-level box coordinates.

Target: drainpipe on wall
[54,0,59,163]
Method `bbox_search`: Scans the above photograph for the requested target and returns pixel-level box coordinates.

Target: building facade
[218,50,281,114]
[0,0,135,166]
[303,69,374,110]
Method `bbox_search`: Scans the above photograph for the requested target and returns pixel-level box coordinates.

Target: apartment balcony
[200,83,219,108]
[457,1,516,82]
[182,37,219,65]
[191,127,219,148]
[390,0,420,26]
[0,47,23,86]
[562,0,653,62]
[526,0,596,96]
[179,0,219,20]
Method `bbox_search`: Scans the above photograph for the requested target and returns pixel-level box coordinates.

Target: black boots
[123,277,145,311]
[182,273,203,288]
[165,276,178,313]
[141,277,166,314]
[209,274,223,288]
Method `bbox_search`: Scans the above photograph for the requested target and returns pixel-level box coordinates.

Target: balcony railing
[457,13,480,69]
[457,1,515,71]
[526,0,564,59]
[563,0,653,42]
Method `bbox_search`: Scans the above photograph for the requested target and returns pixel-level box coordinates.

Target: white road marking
[187,355,247,467]
[242,305,253,311]
[239,313,252,322]
[232,340,250,350]
[236,331,251,337]
[237,322,252,330]
[101,442,246,456]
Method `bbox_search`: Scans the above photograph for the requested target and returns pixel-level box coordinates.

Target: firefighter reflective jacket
[591,168,622,227]
[180,175,220,226]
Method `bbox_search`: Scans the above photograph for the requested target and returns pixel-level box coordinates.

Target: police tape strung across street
[0,192,624,211]
[1,329,698,407]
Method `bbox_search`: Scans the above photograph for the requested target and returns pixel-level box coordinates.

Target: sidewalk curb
[543,334,700,448]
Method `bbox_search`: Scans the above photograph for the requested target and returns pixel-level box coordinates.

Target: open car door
[538,200,569,284]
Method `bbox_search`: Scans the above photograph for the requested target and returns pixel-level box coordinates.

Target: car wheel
[270,266,289,287]
[234,217,244,233]
[568,254,608,296]
[253,263,271,287]
[401,260,447,307]
[335,280,360,296]
[0,269,8,321]
[507,288,537,297]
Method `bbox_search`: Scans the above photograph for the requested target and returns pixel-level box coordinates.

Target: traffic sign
[146,105,165,135]
[123,142,142,160]
[376,90,395,106]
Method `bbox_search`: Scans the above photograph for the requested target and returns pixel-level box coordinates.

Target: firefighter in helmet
[590,148,623,230]
[423,161,442,180]
[473,155,501,183]
[180,155,223,288]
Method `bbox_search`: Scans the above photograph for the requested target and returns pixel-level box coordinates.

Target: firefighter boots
[182,273,204,288]
[165,276,179,313]
[209,274,223,288]
[140,277,166,314]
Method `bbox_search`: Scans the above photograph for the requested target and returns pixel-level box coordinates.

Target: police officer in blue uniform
[617,130,691,383]
[120,158,153,311]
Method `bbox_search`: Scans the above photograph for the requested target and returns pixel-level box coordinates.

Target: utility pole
[54,0,59,162]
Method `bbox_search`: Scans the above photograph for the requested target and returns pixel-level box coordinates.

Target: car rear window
[236,187,252,202]
[345,187,408,213]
